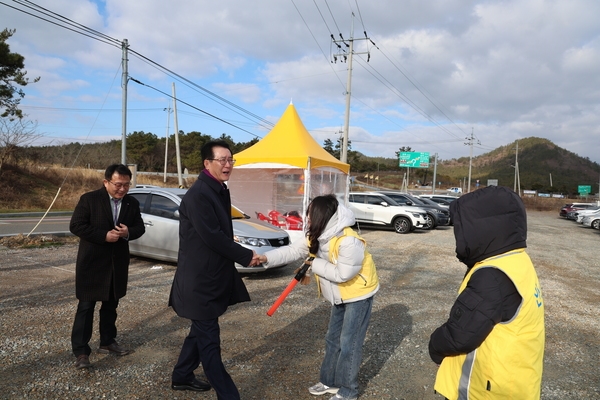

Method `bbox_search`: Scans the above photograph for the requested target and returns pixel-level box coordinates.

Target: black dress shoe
[171,378,211,392]
[98,342,130,356]
[75,354,91,369]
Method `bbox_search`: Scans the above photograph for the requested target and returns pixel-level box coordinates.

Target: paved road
[0,215,71,236]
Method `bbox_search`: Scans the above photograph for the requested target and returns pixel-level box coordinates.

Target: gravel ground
[0,211,598,399]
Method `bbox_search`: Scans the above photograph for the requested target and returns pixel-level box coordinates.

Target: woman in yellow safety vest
[259,194,379,400]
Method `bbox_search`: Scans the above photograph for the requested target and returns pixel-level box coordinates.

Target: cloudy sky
[2,0,599,164]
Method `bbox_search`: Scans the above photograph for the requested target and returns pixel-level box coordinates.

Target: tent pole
[303,158,311,221]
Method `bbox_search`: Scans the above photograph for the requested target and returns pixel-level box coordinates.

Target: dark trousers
[71,298,119,356]
[172,318,240,400]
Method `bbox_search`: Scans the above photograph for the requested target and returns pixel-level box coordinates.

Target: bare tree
[0,117,41,173]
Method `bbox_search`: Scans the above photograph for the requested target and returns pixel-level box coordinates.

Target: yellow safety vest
[434,249,545,400]
[314,227,379,301]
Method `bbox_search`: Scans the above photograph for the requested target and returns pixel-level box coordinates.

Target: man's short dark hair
[201,140,232,162]
[105,164,132,180]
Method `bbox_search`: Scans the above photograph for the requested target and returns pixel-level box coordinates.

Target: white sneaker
[329,394,357,400]
[308,382,339,395]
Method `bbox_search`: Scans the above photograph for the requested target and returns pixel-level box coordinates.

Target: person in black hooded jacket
[428,185,545,399]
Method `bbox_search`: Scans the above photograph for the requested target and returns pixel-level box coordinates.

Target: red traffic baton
[266,257,314,316]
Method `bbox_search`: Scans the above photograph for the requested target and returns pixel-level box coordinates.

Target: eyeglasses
[208,158,236,166]
[108,181,131,189]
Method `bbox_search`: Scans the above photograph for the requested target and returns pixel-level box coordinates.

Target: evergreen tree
[0,29,39,118]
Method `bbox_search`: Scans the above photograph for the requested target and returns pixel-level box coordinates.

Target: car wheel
[393,217,411,234]
[423,214,435,230]
[592,219,600,230]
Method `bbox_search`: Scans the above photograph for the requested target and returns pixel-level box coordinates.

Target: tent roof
[234,103,350,173]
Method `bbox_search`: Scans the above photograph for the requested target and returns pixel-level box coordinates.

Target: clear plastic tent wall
[228,162,348,232]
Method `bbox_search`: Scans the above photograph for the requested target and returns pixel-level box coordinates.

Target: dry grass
[0,164,585,214]
[520,196,575,211]
[0,233,79,248]
[0,165,194,213]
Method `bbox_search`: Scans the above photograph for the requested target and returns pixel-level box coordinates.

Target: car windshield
[379,194,401,206]
[419,198,438,206]
[406,195,425,205]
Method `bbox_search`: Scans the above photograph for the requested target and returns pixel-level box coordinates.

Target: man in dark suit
[70,164,145,369]
[169,140,260,398]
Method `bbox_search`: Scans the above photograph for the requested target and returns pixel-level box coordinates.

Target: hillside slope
[420,137,599,194]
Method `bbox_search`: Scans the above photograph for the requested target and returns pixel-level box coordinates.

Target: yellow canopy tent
[228,103,350,240]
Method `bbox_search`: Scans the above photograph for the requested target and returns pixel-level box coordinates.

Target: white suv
[348,192,428,234]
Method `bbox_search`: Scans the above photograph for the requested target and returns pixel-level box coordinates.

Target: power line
[127,50,274,131]
[353,55,463,141]
[323,0,343,35]
[129,77,260,138]
[14,0,120,44]
[0,0,120,48]
[2,0,275,137]
[290,0,346,90]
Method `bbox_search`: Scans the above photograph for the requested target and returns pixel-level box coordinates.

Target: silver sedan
[128,187,290,273]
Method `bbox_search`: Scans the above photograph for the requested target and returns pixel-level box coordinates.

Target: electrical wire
[129,77,260,138]
[323,0,343,36]
[14,0,120,44]
[0,1,120,48]
[374,42,469,137]
[2,0,275,137]
[127,50,274,131]
[290,0,345,90]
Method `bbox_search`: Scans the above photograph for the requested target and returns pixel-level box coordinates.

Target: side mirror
[173,210,180,220]
[380,201,389,207]
[406,201,413,206]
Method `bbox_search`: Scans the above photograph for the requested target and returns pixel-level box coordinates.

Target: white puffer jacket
[263,203,378,305]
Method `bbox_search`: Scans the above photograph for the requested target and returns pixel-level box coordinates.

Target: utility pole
[513,140,521,196]
[172,83,183,187]
[332,13,374,163]
[432,153,438,194]
[163,105,172,183]
[465,128,480,193]
[121,39,129,165]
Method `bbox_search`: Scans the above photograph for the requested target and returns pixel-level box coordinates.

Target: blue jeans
[320,296,374,399]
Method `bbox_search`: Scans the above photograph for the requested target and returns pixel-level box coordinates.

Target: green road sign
[578,185,591,195]
[399,152,430,168]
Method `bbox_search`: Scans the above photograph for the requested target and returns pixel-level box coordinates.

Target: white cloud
[1,0,599,164]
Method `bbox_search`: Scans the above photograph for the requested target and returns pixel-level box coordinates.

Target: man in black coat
[169,140,260,399]
[70,164,145,369]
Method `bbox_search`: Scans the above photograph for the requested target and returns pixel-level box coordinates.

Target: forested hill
[432,137,599,194]
[15,134,600,195]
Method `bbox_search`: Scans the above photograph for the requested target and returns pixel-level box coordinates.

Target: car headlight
[411,213,423,218]
[234,236,271,247]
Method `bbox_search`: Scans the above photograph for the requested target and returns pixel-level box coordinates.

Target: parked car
[581,213,600,230]
[376,190,450,229]
[566,210,580,220]
[447,187,463,194]
[418,194,458,206]
[417,195,454,209]
[348,192,428,234]
[128,187,290,273]
[575,207,600,223]
[559,203,597,218]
